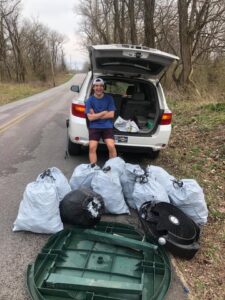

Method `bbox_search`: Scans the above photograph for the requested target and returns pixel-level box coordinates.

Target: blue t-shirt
[85,94,116,128]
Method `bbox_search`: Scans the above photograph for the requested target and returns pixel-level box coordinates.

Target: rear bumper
[68,116,171,151]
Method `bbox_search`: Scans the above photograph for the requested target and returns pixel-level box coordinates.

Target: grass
[152,95,225,300]
[0,73,73,106]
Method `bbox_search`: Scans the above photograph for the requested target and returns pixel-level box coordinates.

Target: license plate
[115,135,128,143]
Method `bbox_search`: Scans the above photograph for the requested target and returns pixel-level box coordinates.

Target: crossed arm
[87,109,114,121]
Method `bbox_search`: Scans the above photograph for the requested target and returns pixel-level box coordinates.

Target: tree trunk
[177,0,193,88]
[143,0,155,47]
[128,0,137,44]
[113,0,118,42]
[120,1,125,43]
[4,15,26,82]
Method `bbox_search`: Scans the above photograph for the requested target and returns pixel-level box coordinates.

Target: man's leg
[104,138,117,158]
[103,128,117,159]
[89,140,99,164]
[88,128,101,164]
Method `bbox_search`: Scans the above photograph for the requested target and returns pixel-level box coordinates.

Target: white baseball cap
[92,78,104,86]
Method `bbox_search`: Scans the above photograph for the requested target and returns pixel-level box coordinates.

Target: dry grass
[151,94,225,300]
[0,73,73,106]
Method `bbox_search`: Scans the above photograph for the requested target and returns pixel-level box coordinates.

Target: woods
[77,0,225,94]
[1,0,225,93]
[0,0,67,84]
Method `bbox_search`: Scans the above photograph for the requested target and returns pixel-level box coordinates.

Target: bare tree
[155,0,179,55]
[48,30,65,70]
[48,30,66,86]
[0,0,22,81]
[76,0,225,90]
[113,0,126,43]
[177,0,225,88]
[22,20,49,79]
[77,0,110,44]
[127,0,137,44]
[4,8,26,82]
[0,0,68,83]
[143,0,155,47]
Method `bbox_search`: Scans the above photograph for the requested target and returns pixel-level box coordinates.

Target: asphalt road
[0,74,188,300]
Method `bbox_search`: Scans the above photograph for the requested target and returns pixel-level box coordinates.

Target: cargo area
[101,77,160,135]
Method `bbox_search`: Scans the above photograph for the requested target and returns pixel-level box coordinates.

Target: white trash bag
[114,116,139,133]
[132,175,170,210]
[91,168,130,214]
[70,164,101,190]
[168,179,208,225]
[120,163,145,208]
[146,165,175,193]
[37,167,71,201]
[13,174,63,234]
[103,157,126,177]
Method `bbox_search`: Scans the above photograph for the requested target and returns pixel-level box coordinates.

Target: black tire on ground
[68,139,81,155]
[149,150,160,159]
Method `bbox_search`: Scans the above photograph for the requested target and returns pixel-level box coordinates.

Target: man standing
[85,78,117,164]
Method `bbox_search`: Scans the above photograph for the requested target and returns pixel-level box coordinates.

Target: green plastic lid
[27,222,171,300]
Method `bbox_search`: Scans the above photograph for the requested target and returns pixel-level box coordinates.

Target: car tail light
[160,112,172,125]
[72,103,86,118]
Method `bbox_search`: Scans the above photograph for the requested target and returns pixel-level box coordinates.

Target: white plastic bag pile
[13,159,208,235]
[114,116,139,133]
[13,167,71,234]
[69,159,208,224]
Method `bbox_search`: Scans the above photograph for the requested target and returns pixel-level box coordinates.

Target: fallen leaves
[156,98,225,300]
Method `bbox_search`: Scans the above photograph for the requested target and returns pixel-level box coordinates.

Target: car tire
[149,150,160,159]
[68,139,81,155]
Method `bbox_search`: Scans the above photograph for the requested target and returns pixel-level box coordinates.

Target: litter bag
[70,164,101,190]
[114,116,139,133]
[91,168,130,214]
[133,175,170,210]
[103,157,126,177]
[13,178,63,234]
[168,179,208,225]
[60,188,104,226]
[146,165,175,193]
[120,163,145,208]
[36,167,71,201]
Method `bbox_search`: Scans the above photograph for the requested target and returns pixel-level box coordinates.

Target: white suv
[68,44,179,158]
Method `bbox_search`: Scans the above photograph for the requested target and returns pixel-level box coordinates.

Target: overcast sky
[21,0,89,69]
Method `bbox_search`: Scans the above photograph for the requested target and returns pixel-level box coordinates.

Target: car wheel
[149,150,160,159]
[68,139,81,155]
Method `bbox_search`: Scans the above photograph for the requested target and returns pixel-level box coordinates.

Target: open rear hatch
[89,44,179,79]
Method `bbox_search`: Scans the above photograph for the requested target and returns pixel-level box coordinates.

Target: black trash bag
[60,188,105,226]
